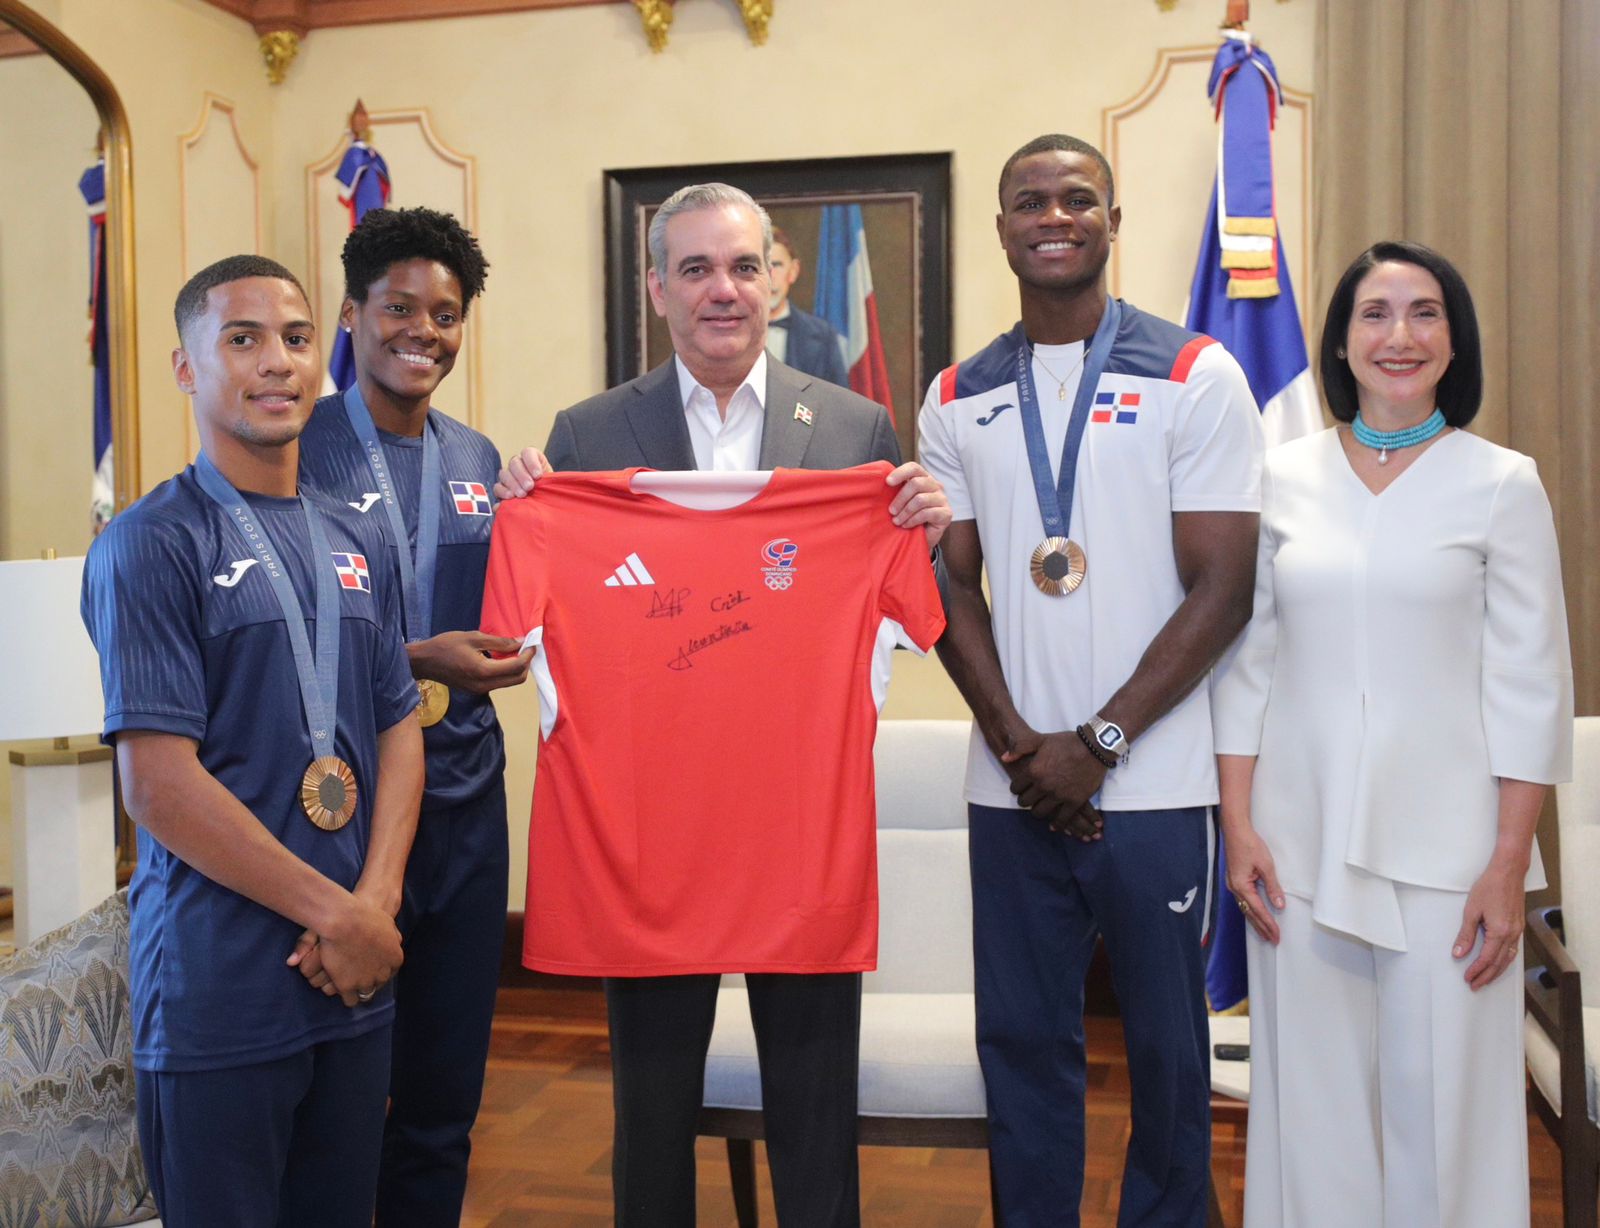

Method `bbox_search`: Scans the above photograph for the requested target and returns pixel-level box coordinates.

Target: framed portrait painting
[603,153,952,462]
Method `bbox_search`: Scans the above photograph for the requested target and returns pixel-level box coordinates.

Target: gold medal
[417,678,450,728]
[301,756,358,831]
[1029,537,1087,596]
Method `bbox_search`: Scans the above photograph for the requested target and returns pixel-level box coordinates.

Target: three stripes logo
[603,552,656,588]
[1090,391,1140,425]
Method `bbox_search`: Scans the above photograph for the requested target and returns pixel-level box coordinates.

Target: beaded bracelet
[1076,723,1118,769]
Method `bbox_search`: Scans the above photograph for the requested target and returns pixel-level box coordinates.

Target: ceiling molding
[203,0,773,74]
[201,0,616,36]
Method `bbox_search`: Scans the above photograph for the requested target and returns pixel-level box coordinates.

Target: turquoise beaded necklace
[1352,407,1447,465]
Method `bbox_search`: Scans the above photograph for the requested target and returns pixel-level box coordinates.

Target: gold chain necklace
[1031,344,1087,401]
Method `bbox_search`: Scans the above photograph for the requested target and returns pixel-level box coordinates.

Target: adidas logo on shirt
[604,553,656,587]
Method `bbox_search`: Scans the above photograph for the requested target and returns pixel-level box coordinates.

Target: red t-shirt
[481,465,945,975]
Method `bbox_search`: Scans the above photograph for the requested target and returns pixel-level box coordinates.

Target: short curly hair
[341,206,489,315]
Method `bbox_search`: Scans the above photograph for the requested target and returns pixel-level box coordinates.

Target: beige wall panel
[180,96,262,275]
[305,110,479,425]
[1106,46,1312,336]
[180,93,262,456]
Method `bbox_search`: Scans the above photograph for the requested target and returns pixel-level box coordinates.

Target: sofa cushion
[704,987,986,1119]
[1524,1006,1600,1124]
[0,890,156,1227]
[869,829,973,995]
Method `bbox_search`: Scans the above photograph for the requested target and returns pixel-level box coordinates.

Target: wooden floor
[465,988,1570,1226]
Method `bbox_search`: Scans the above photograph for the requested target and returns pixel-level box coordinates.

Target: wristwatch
[1082,715,1130,767]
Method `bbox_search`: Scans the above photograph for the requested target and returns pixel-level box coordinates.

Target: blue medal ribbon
[193,452,340,760]
[341,383,441,642]
[1013,297,1123,542]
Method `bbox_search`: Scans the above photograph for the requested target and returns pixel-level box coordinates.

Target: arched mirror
[0,0,139,557]
[0,0,138,934]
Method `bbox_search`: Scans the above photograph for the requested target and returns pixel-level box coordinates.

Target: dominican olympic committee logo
[761,538,799,591]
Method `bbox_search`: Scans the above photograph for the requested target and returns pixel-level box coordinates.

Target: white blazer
[1211,428,1573,949]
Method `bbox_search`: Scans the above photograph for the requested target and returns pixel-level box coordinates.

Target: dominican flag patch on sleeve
[449,480,493,516]
[332,552,371,593]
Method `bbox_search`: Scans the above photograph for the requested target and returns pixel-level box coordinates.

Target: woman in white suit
[1211,240,1573,1228]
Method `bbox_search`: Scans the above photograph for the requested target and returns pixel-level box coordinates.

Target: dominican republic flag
[449,480,492,516]
[81,160,112,531]
[326,140,391,393]
[332,552,371,593]
[1186,32,1320,451]
[1188,33,1320,1014]
[812,204,895,425]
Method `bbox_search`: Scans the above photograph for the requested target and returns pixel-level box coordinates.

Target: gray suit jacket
[544,355,901,473]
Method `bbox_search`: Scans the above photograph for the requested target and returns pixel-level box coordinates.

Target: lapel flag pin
[794,403,814,426]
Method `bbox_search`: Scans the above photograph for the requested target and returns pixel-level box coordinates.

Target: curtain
[1314,0,1600,897]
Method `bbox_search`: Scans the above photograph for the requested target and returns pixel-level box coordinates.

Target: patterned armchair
[0,890,157,1228]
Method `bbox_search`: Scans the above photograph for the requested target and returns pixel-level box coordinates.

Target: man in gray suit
[497,182,948,1228]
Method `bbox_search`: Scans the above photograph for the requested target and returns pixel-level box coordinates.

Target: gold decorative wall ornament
[737,0,772,44]
[631,0,773,51]
[259,29,299,84]
[634,0,672,52]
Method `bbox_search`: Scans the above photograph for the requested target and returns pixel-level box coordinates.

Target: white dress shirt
[677,352,766,472]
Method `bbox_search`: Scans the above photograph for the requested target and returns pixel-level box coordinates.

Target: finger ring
[357,989,376,1002]
[1236,896,1251,914]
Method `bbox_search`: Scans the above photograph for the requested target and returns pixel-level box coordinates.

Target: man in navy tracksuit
[298,207,531,1226]
[84,255,425,1226]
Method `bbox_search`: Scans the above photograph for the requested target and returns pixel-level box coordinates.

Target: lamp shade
[0,556,105,741]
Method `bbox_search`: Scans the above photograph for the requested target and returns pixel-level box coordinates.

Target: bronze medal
[1029,536,1087,596]
[417,678,450,728]
[301,755,358,831]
